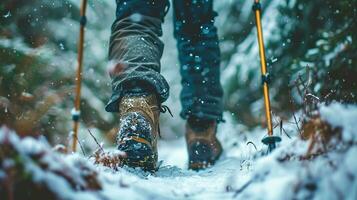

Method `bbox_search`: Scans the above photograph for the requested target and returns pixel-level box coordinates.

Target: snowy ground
[1,1,356,200]
[92,104,357,200]
[1,103,357,200]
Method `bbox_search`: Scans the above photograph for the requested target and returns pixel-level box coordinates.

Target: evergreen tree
[221,0,356,127]
[0,0,117,146]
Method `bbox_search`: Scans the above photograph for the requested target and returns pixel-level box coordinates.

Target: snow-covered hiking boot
[117,94,160,171]
[185,117,223,170]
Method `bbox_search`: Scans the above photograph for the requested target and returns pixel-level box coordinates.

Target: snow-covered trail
[93,121,256,200]
[89,112,293,200]
[97,140,244,199]
[1,104,356,200]
[79,105,266,199]
[81,104,357,200]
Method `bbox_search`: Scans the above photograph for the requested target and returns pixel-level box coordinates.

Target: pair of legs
[106,0,223,171]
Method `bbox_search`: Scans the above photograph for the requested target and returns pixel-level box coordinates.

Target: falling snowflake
[3,11,11,18]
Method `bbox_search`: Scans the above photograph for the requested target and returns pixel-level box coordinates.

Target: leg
[106,0,170,112]
[173,0,223,170]
[173,0,224,122]
[106,0,170,171]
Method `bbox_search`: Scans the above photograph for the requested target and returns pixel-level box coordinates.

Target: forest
[0,0,356,199]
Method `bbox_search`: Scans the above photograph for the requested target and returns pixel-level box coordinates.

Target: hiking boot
[185,117,223,170]
[117,94,160,171]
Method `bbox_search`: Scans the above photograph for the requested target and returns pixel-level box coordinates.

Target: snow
[320,103,357,142]
[1,103,357,199]
[96,102,342,200]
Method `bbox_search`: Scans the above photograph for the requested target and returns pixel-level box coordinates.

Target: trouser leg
[173,0,224,121]
[106,0,170,112]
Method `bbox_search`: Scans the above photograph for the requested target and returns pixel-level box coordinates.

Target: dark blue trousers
[106,0,224,122]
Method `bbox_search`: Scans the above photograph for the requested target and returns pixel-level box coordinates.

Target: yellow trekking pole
[71,0,88,152]
[252,0,281,151]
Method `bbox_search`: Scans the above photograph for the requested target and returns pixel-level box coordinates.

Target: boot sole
[119,139,157,171]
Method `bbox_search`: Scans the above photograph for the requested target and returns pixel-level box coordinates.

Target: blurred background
[0,0,356,150]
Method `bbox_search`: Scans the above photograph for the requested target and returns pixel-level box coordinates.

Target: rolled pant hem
[105,71,169,112]
[180,108,224,123]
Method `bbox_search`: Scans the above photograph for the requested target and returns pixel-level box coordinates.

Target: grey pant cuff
[105,69,169,112]
[180,97,224,122]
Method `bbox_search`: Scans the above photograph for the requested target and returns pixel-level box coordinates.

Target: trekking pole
[252,0,281,152]
[71,0,88,152]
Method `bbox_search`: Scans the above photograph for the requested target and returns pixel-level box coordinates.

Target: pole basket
[262,136,282,152]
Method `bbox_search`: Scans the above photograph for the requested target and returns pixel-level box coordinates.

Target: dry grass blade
[279,119,291,139]
[88,129,104,153]
[301,117,341,159]
[246,141,258,151]
[293,66,321,119]
[272,115,291,139]
[73,133,86,156]
[293,112,302,135]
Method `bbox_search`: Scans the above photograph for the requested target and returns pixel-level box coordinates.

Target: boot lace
[157,105,173,138]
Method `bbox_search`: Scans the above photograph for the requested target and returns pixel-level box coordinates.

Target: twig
[273,122,280,129]
[88,129,104,153]
[298,74,308,92]
[278,119,291,139]
[282,123,291,139]
[323,91,333,101]
[306,93,320,101]
[233,179,254,198]
[294,79,308,117]
[306,65,312,88]
[271,112,280,129]
[294,79,304,101]
[73,134,86,156]
[272,115,291,139]
[240,160,247,171]
[293,112,302,135]
[233,172,269,198]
